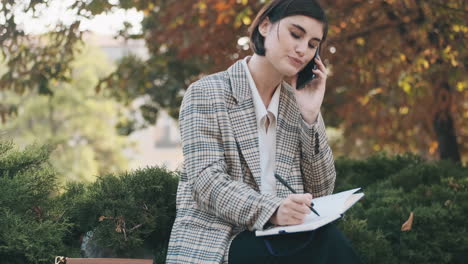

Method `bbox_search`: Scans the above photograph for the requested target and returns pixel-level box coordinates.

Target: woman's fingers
[311,57,327,80]
[284,194,313,221]
[289,193,312,205]
[270,193,316,226]
[315,56,327,74]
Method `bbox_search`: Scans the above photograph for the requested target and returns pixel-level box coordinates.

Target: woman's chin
[284,69,299,78]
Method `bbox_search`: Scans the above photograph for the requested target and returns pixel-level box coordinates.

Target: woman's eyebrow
[291,23,322,42]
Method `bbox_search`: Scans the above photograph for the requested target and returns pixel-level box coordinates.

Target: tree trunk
[433,82,461,163]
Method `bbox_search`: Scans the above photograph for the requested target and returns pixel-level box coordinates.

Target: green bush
[0,140,178,263]
[59,166,178,263]
[335,153,468,264]
[0,141,70,264]
[2,139,466,264]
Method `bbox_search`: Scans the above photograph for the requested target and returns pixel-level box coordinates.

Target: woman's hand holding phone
[292,54,328,125]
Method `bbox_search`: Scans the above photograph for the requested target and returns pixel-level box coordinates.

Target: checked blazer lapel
[227,61,262,189]
[275,83,301,197]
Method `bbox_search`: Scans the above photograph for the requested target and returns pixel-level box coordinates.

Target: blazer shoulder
[186,71,230,98]
[184,71,236,111]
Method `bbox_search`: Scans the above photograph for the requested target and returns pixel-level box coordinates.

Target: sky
[12,0,143,36]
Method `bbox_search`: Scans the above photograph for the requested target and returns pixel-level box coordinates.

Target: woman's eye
[308,44,317,49]
[290,32,300,39]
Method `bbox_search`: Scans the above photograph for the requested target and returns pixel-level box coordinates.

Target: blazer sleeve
[179,82,283,231]
[299,112,336,197]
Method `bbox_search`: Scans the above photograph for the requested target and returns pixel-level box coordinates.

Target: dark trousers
[228,224,362,264]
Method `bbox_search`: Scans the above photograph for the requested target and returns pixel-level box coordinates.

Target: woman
[166,0,362,263]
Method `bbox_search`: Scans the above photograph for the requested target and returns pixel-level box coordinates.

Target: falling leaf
[444,200,452,207]
[399,106,409,115]
[456,82,465,92]
[356,37,365,46]
[401,212,414,231]
[242,16,251,25]
[429,141,438,154]
[400,53,406,61]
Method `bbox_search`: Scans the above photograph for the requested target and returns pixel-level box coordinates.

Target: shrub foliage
[59,167,178,262]
[335,154,468,264]
[1,140,466,264]
[0,141,69,264]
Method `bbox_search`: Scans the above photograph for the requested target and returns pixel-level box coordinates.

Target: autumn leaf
[401,212,414,231]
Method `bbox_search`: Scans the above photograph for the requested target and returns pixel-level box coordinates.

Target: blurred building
[86,33,183,171]
[83,32,149,60]
[127,110,183,171]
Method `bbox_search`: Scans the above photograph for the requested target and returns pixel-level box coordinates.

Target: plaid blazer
[166,59,336,264]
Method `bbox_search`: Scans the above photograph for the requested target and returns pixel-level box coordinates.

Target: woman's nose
[295,41,308,56]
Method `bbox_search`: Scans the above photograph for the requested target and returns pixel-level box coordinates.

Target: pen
[274,174,320,217]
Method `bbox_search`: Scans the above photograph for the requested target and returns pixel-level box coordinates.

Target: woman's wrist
[300,110,319,125]
[269,208,279,225]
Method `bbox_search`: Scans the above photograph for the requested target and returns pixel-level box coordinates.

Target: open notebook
[256,188,364,237]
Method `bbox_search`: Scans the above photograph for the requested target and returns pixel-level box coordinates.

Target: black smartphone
[296,46,320,90]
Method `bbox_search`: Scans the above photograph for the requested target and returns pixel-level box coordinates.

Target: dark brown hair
[249,0,328,56]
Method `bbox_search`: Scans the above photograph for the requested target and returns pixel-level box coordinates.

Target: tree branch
[329,18,421,42]
[429,2,468,14]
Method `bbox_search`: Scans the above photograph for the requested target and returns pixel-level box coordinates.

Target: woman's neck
[247,54,283,107]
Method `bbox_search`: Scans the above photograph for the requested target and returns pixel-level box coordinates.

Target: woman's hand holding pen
[270,193,313,226]
[292,56,328,125]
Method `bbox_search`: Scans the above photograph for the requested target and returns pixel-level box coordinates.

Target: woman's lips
[288,56,304,68]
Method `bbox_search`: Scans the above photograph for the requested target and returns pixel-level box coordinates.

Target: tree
[2,0,467,163]
[1,44,130,183]
[0,0,83,95]
[324,0,467,163]
[95,0,468,163]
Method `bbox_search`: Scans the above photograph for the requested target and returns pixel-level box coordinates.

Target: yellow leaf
[399,106,409,115]
[242,16,251,25]
[358,96,370,106]
[198,2,207,10]
[368,88,383,96]
[401,212,414,231]
[401,82,411,94]
[422,59,429,69]
[399,53,406,61]
[429,141,438,154]
[456,82,465,92]
[199,19,207,27]
[356,37,365,46]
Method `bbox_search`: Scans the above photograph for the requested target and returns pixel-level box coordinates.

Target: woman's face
[260,15,323,77]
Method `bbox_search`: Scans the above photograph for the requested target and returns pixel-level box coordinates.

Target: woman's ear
[258,17,271,37]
